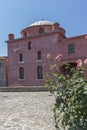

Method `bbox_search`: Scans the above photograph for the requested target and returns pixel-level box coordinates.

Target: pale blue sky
[0,0,87,56]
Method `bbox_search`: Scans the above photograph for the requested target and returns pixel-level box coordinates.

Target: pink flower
[76,59,82,68]
[47,53,51,60]
[50,64,57,71]
[84,59,87,65]
[55,54,62,62]
[76,59,82,63]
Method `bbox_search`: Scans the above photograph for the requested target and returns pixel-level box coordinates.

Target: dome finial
[42,19,44,21]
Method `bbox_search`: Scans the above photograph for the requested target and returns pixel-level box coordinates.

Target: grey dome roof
[29,20,53,27]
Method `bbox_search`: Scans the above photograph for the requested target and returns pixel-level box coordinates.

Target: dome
[29,20,53,27]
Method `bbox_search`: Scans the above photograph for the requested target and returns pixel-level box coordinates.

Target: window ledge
[19,61,25,64]
[36,79,44,80]
[18,79,25,80]
[37,60,42,62]
[68,53,75,55]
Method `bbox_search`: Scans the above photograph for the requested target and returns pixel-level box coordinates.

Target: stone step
[0,86,48,92]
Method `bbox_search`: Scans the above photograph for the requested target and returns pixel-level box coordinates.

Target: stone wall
[0,57,7,86]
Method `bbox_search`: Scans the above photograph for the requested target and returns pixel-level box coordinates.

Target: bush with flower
[46,54,87,130]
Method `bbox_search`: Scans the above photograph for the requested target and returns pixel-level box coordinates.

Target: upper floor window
[19,53,23,62]
[68,44,75,54]
[37,51,42,60]
[19,67,24,79]
[28,41,32,50]
[39,28,44,34]
[24,32,27,37]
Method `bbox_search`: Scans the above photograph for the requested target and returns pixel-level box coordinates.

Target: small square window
[39,28,44,34]
[68,44,75,54]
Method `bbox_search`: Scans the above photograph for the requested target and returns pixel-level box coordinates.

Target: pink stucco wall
[58,35,87,62]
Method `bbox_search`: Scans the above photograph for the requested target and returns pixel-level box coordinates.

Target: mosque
[2,20,87,86]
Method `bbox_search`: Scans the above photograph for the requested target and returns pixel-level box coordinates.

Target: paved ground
[0,92,56,130]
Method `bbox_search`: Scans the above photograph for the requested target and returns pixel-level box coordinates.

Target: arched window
[28,41,32,50]
[24,32,27,37]
[37,51,42,60]
[39,28,44,34]
[61,63,77,75]
[37,66,43,79]
[19,53,23,62]
[19,67,24,79]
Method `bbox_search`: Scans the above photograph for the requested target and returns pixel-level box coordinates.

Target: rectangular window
[28,42,32,50]
[19,53,23,62]
[38,51,42,60]
[68,44,75,54]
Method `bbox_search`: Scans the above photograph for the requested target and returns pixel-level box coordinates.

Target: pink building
[6,20,87,86]
[0,57,7,86]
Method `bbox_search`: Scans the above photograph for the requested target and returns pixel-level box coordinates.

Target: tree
[46,54,87,130]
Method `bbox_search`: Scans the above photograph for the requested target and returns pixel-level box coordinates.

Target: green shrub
[46,54,87,130]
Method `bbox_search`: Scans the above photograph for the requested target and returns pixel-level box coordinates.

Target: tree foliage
[46,54,87,130]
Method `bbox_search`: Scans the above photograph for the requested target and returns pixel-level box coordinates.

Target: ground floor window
[61,63,77,75]
[37,66,43,79]
[19,67,24,79]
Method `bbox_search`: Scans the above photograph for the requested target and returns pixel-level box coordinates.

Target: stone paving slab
[0,92,56,130]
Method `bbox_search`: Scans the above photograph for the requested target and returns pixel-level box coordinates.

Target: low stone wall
[0,86,48,92]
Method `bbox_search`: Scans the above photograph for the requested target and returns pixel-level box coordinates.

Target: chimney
[52,23,59,31]
[8,33,14,40]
